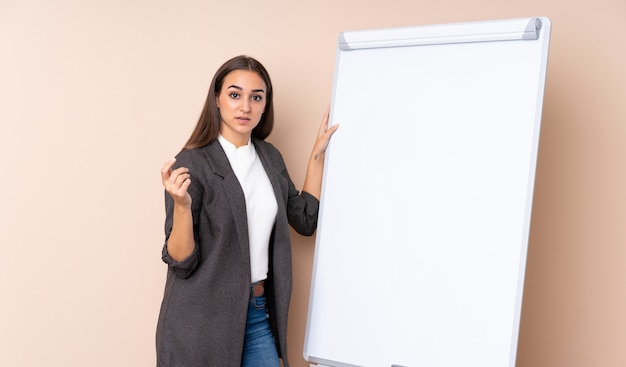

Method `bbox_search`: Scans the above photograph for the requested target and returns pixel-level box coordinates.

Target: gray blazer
[156,138,319,367]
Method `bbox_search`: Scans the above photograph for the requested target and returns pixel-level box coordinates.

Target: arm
[302,106,339,200]
[160,158,195,262]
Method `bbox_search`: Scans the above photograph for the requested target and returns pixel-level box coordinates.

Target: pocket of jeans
[251,295,267,310]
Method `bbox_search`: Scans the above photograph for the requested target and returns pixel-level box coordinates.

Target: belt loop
[252,280,265,297]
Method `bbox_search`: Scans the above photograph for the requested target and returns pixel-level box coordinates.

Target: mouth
[236,116,251,123]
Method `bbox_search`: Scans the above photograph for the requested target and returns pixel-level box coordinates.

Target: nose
[240,98,251,113]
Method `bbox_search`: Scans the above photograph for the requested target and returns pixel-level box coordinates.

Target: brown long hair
[182,55,275,150]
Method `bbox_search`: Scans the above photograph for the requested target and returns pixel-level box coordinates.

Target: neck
[220,133,250,148]
[220,132,250,148]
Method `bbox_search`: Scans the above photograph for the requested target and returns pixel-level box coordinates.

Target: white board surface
[304,17,551,367]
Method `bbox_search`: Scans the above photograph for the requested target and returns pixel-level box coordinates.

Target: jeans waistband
[252,280,265,297]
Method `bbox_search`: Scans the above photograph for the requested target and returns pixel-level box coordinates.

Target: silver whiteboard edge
[338,16,547,51]
[307,355,363,367]
[302,40,343,364]
[507,15,552,367]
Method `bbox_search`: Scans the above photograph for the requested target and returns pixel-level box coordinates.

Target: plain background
[0,0,624,366]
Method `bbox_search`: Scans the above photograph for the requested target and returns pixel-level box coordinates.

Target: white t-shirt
[218,135,278,283]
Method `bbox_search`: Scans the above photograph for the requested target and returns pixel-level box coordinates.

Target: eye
[252,95,263,102]
[229,92,240,99]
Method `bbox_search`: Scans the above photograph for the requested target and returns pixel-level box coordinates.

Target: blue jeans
[241,290,280,367]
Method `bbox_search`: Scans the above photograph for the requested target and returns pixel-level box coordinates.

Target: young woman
[156,55,337,367]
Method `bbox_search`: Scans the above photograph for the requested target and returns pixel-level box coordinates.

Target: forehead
[222,69,266,91]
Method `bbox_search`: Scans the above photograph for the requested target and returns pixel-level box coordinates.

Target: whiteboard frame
[304,16,551,367]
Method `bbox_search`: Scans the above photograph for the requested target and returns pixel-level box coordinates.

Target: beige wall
[1,0,624,366]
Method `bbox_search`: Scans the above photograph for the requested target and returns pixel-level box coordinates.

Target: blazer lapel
[202,142,250,268]
[253,139,288,221]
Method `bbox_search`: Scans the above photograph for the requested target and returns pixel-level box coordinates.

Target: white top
[218,135,278,283]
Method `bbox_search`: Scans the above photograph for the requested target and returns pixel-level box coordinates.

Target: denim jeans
[241,290,280,367]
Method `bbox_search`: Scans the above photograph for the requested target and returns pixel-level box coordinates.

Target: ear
[215,96,220,109]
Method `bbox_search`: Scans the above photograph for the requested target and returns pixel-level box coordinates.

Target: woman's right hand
[161,158,192,207]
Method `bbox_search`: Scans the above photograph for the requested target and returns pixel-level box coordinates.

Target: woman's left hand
[303,105,339,199]
[312,105,339,160]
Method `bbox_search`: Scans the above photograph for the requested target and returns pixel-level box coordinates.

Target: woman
[156,55,337,367]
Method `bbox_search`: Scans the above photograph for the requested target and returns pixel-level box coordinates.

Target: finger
[161,158,176,184]
[171,166,190,178]
[324,123,339,143]
[327,123,339,137]
[174,172,191,187]
[180,176,192,192]
[166,174,191,199]
[322,118,339,138]
[319,106,331,134]
[167,169,190,190]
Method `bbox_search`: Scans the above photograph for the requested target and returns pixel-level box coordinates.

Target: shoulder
[253,138,283,161]
[175,145,205,158]
[252,138,279,152]
[173,141,220,168]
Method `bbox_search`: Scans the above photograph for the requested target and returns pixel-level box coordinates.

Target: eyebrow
[227,84,266,93]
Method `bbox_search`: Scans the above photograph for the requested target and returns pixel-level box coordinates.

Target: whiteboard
[304,17,551,367]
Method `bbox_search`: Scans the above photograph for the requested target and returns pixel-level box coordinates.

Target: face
[216,69,267,147]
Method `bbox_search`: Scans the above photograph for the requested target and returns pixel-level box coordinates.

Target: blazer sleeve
[287,186,319,236]
[271,148,320,236]
[160,150,203,279]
